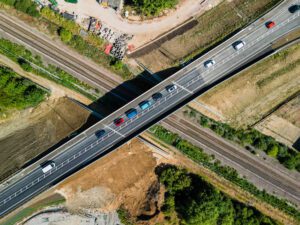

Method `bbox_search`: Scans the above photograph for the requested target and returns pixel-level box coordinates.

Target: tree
[159,167,191,194]
[129,0,179,16]
[59,28,72,43]
[253,138,268,151]
[13,0,40,17]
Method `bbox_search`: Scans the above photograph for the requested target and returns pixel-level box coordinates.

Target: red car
[114,117,124,126]
[265,21,275,29]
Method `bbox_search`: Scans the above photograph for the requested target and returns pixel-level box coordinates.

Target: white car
[233,41,246,50]
[41,161,55,173]
[204,59,215,68]
[166,84,177,93]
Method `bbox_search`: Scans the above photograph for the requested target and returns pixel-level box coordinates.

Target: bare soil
[190,43,300,128]
[255,95,300,148]
[0,56,92,181]
[0,97,90,181]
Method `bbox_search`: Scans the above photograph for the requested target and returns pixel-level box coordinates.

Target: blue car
[139,100,151,110]
[95,129,106,138]
[125,108,137,119]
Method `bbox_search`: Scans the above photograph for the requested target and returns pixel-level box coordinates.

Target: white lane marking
[173,81,193,94]
[104,125,125,137]
[1,12,299,209]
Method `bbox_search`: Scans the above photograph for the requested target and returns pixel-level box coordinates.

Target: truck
[41,161,55,173]
[139,101,151,110]
[125,108,137,119]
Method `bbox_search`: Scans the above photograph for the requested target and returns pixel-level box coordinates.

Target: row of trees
[0,0,40,17]
[149,125,300,221]
[0,66,46,114]
[125,0,179,16]
[184,108,300,172]
[158,166,278,225]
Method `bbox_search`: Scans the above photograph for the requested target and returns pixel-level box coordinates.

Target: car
[288,4,300,13]
[41,161,55,174]
[139,100,151,110]
[204,59,215,68]
[152,92,163,101]
[125,108,137,119]
[166,84,177,93]
[95,129,106,138]
[265,21,275,29]
[114,117,124,126]
[232,40,246,50]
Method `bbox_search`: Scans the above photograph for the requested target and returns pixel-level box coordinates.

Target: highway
[0,0,300,217]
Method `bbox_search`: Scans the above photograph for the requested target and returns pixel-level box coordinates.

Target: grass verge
[1,194,65,225]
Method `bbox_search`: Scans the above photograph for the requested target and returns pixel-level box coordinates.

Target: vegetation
[149,125,300,221]
[0,38,99,100]
[58,27,72,43]
[158,166,278,225]
[117,208,134,225]
[182,108,300,172]
[0,66,46,116]
[125,0,178,16]
[0,0,40,17]
[1,194,65,225]
[40,7,133,80]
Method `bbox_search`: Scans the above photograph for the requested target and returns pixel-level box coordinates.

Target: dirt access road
[56,0,221,47]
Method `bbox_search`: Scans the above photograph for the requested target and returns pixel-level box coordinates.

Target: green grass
[1,194,65,225]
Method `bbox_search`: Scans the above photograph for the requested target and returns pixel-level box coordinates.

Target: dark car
[95,129,106,138]
[265,21,275,29]
[166,84,177,93]
[152,92,163,101]
[288,4,300,13]
[114,117,125,126]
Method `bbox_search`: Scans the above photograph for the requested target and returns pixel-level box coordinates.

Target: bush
[58,28,72,43]
[127,0,179,16]
[267,144,279,158]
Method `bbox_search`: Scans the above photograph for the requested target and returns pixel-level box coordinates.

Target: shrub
[58,28,72,43]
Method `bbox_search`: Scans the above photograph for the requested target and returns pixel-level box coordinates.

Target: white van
[41,161,55,173]
[233,41,246,50]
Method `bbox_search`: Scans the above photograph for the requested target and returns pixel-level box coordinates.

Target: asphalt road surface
[0,0,300,217]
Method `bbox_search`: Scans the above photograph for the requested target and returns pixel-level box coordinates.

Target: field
[190,43,300,129]
[137,0,282,72]
[255,95,300,148]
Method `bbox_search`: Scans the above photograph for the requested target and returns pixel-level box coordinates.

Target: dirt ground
[0,55,92,181]
[56,138,160,216]
[190,43,300,128]
[255,95,300,148]
[0,97,91,181]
